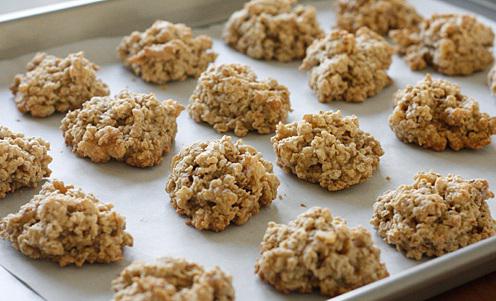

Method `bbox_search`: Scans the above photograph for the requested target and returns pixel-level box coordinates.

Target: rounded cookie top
[271,110,384,191]
[255,207,389,296]
[166,135,279,232]
[118,21,218,84]
[223,0,324,62]
[389,74,496,151]
[61,90,184,167]
[0,180,133,267]
[188,63,292,137]
[0,126,52,199]
[371,172,495,260]
[336,0,422,35]
[300,27,393,102]
[10,52,109,117]
[391,14,494,75]
[112,257,235,301]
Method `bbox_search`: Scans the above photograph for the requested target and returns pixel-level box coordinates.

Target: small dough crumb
[390,14,494,76]
[385,176,391,181]
[223,0,324,62]
[10,52,109,117]
[336,0,422,35]
[112,257,235,301]
[271,110,383,191]
[389,74,496,151]
[166,135,279,232]
[371,172,496,260]
[255,207,389,296]
[118,21,218,84]
[0,126,52,199]
[300,27,393,102]
[188,64,292,137]
[489,63,496,95]
[0,180,133,267]
[61,90,184,167]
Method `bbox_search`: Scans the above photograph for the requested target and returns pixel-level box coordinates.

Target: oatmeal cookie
[371,172,495,260]
[223,0,324,62]
[0,180,133,267]
[118,21,217,84]
[389,74,496,151]
[271,110,383,191]
[0,126,52,199]
[390,14,494,75]
[188,64,292,137]
[112,257,234,301]
[489,63,496,95]
[300,27,393,102]
[166,135,279,232]
[336,0,422,36]
[10,52,109,118]
[255,207,389,296]
[61,90,184,167]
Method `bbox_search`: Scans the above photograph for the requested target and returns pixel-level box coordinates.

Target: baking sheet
[0,1,495,300]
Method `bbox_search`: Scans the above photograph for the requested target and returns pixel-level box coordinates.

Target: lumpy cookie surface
[223,0,324,62]
[0,126,52,199]
[391,14,494,75]
[112,257,235,301]
[0,180,133,267]
[166,135,279,232]
[61,90,184,167]
[255,207,389,296]
[300,27,393,102]
[371,172,495,260]
[389,74,496,151]
[10,52,109,117]
[188,64,292,137]
[118,21,217,84]
[336,0,422,35]
[271,110,383,191]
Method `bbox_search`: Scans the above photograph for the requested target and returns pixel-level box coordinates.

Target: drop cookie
[272,110,383,191]
[10,52,109,117]
[255,207,389,296]
[61,90,184,167]
[223,0,324,62]
[188,64,292,137]
[0,180,133,266]
[166,135,279,232]
[371,172,495,260]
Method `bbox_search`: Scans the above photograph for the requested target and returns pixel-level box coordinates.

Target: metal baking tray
[0,1,495,300]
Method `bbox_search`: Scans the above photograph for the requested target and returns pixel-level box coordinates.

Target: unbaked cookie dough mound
[0,126,52,199]
[10,52,109,118]
[272,110,384,191]
[336,0,422,35]
[166,135,279,232]
[61,90,184,167]
[389,74,496,151]
[0,180,133,267]
[489,63,496,95]
[371,172,495,260]
[118,21,218,84]
[112,257,235,301]
[188,64,292,137]
[300,27,393,102]
[223,0,324,62]
[391,14,494,76]
[255,207,389,296]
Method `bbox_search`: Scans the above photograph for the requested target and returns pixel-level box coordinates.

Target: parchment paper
[0,1,495,300]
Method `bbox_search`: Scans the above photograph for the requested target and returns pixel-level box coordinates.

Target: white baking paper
[0,1,495,300]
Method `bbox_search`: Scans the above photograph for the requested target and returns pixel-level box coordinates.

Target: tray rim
[0,1,495,300]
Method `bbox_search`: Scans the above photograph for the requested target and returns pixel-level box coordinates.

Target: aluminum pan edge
[0,0,245,59]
